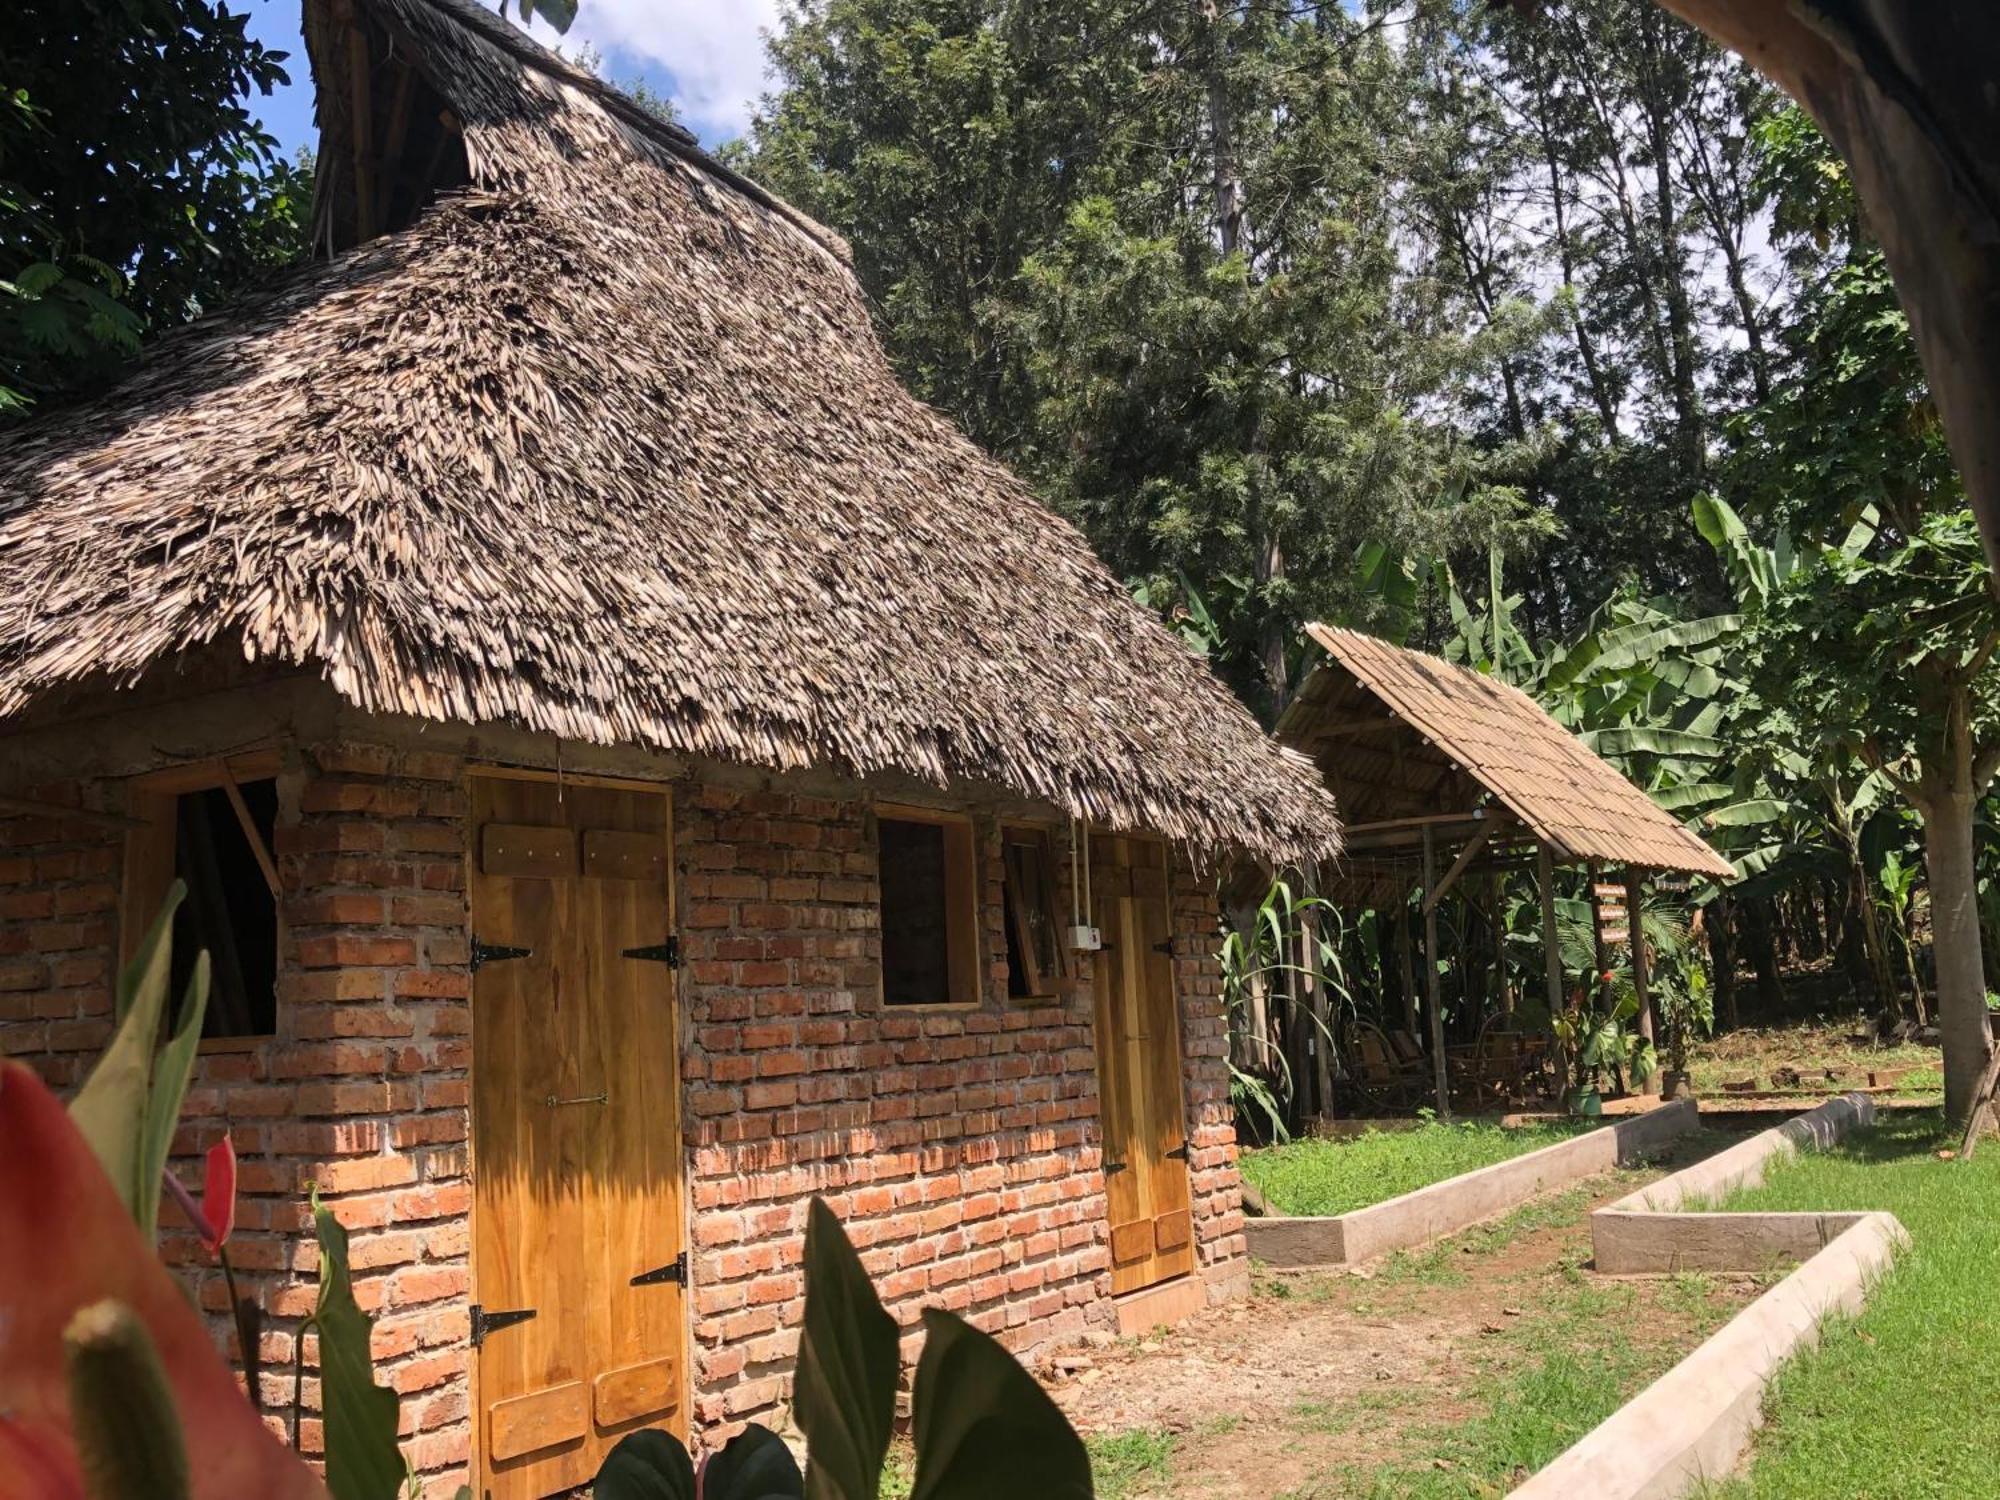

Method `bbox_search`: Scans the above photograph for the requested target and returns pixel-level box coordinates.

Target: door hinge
[469,937,532,972]
[1103,1159,1128,1176]
[1164,1143,1190,1162]
[1152,940,1176,955]
[469,1304,536,1348]
[622,936,680,968]
[631,1251,688,1287]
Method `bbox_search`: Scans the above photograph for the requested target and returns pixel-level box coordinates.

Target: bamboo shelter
[1276,625,1733,1117]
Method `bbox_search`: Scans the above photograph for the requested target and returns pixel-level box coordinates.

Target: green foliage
[1217,878,1348,1139]
[907,1308,1090,1500]
[69,880,208,1242]
[306,1185,406,1500]
[795,1197,901,1500]
[3,0,308,413]
[593,1430,698,1499]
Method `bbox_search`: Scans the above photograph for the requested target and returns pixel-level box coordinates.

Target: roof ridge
[395,0,852,265]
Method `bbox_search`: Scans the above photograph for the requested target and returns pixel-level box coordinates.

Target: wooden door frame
[462,765,693,1495]
[1088,830,1197,1292]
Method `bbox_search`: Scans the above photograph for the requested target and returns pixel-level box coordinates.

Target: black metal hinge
[622,936,681,968]
[1164,1144,1190,1162]
[631,1251,688,1286]
[1104,1159,1128,1176]
[469,1304,536,1348]
[469,937,532,972]
[1152,940,1176,955]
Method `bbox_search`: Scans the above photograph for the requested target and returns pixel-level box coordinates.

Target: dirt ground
[1044,1131,1766,1499]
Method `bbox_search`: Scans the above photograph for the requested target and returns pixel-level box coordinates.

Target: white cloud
[552,0,781,139]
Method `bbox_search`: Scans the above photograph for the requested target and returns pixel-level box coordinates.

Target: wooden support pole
[1399,902,1419,1037]
[1422,824,1450,1120]
[1589,863,1611,1010]
[1626,867,1659,1091]
[1303,906,1333,1122]
[1539,842,1565,1101]
[1422,817,1500,914]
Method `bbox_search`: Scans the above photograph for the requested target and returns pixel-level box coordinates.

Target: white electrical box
[1068,924,1103,952]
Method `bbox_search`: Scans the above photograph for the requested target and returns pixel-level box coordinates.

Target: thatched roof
[1278,627,1731,892]
[0,0,1337,860]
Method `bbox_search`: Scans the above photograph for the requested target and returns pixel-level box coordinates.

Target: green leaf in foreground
[794,1198,900,1500]
[69,880,207,1240]
[594,1429,697,1500]
[700,1422,806,1499]
[908,1308,1093,1500]
[308,1183,404,1500]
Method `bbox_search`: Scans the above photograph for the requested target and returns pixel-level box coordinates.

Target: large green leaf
[593,1430,696,1500]
[1584,727,1726,759]
[795,1199,899,1500]
[69,882,206,1239]
[1650,782,1734,812]
[907,1309,1092,1500]
[1702,799,1789,828]
[700,1423,806,1500]
[308,1185,404,1500]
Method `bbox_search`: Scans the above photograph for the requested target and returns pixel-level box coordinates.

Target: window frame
[1001,823,1074,1002]
[873,803,982,1011]
[119,750,284,1047]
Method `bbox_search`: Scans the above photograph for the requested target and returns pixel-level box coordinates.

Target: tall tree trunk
[1745,899,1785,1015]
[1921,786,1992,1123]
[1709,894,1739,1030]
[1529,70,1621,443]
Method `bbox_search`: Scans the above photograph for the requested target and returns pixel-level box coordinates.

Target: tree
[1710,492,2000,1119]
[1644,2,2000,581]
[2,0,308,415]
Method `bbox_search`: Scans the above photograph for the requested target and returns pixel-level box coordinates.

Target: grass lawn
[1706,1110,2000,1499]
[1240,1119,1598,1217]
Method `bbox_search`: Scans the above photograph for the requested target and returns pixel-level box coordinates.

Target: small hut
[1275,625,1732,1114]
[0,1,1338,1492]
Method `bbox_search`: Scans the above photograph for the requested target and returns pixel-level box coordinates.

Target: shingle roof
[0,0,1339,861]
[1277,626,1731,879]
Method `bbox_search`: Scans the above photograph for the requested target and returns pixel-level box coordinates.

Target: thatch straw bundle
[0,0,1338,861]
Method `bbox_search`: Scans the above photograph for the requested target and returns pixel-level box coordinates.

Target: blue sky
[242,0,777,157]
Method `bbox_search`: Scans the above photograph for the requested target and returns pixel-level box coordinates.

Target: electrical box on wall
[1068,923,1102,952]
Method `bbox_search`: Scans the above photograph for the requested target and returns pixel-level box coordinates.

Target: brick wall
[0,734,1244,1492]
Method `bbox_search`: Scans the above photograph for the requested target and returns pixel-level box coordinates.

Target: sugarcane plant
[0,889,1096,1500]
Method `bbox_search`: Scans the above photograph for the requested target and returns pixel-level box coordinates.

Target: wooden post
[1588,862,1611,1010]
[1303,907,1333,1121]
[1626,867,1659,1092]
[1399,904,1419,1038]
[1538,842,1565,1101]
[1422,825,1450,1120]
[1492,876,1513,1015]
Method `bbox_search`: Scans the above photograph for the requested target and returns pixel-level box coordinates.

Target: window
[876,807,980,1008]
[123,756,282,1040]
[1002,826,1072,1001]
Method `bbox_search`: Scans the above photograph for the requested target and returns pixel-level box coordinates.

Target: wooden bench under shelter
[1272,626,1735,1120]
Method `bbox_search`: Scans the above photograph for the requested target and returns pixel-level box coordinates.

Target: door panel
[1091,836,1197,1296]
[471,777,684,1500]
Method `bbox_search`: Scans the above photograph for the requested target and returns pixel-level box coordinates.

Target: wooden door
[469,775,686,1499]
[1090,836,1196,1295]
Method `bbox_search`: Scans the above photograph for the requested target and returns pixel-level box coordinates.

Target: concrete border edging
[1593,1093,1876,1274]
[1246,1099,1698,1268]
[1509,1212,1908,1500]
[1510,1093,1906,1499]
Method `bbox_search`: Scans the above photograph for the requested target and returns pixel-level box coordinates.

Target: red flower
[198,1135,236,1253]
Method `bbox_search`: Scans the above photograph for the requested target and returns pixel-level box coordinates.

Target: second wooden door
[469,775,686,1499]
[1091,835,1196,1295]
